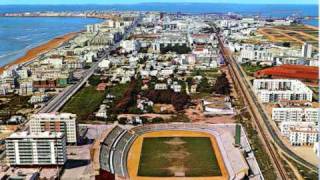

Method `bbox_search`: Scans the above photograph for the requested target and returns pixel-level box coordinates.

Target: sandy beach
[0,32,79,74]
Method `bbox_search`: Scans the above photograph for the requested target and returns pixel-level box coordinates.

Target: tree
[214,73,231,95]
[151,117,164,123]
[186,77,193,86]
[171,93,190,111]
[144,90,190,111]
[198,77,213,93]
[88,75,101,86]
[160,44,191,54]
[118,117,127,124]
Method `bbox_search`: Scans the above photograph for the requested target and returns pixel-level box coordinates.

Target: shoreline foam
[0,32,79,74]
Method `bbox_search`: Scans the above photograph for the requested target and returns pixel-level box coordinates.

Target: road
[217,34,318,179]
[39,14,143,113]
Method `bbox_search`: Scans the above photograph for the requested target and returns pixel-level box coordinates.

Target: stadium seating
[99,123,259,179]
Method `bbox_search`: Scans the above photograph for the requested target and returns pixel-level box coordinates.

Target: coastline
[0,32,79,74]
[304,24,318,30]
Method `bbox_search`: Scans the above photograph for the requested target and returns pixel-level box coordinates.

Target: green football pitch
[137,137,222,177]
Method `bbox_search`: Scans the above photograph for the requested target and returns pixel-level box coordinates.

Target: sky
[0,0,318,5]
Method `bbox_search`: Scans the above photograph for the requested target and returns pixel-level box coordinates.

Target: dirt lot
[258,25,319,50]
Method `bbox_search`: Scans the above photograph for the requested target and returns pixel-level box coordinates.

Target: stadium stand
[96,123,263,180]
[100,126,125,172]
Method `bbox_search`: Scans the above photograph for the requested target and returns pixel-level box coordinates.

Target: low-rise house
[137,98,154,111]
[7,116,26,124]
[171,84,182,93]
[96,83,108,91]
[98,59,111,69]
[190,84,197,93]
[96,104,108,119]
[29,93,49,104]
[155,83,168,90]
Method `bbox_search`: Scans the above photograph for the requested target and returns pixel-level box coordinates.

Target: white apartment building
[279,121,319,145]
[120,40,141,52]
[253,79,313,103]
[6,131,67,166]
[239,46,273,63]
[272,108,319,122]
[29,113,78,144]
[279,121,314,137]
[301,43,313,58]
[86,23,102,33]
[289,127,319,146]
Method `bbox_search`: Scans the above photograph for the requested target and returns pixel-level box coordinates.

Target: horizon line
[0,2,318,5]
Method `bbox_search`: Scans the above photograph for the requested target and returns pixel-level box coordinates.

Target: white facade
[120,40,140,52]
[155,83,168,90]
[239,47,273,62]
[29,113,78,144]
[6,131,67,165]
[279,121,319,145]
[86,23,101,33]
[289,127,319,146]
[272,108,319,122]
[301,43,313,58]
[98,59,111,69]
[253,79,313,103]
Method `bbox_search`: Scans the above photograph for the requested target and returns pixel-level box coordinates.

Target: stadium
[90,123,263,180]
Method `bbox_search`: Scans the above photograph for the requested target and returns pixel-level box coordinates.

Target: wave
[14,35,30,40]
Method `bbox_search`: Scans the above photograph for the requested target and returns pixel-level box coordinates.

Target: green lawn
[61,86,105,121]
[191,68,220,78]
[138,137,221,177]
[241,63,266,76]
[106,83,129,102]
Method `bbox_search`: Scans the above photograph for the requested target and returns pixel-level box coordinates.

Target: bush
[88,75,101,86]
[198,77,213,93]
[151,117,164,123]
[160,44,191,54]
[128,107,143,114]
[118,117,127,124]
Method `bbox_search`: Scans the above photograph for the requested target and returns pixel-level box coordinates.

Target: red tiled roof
[255,65,318,81]
[96,83,107,91]
[192,34,210,38]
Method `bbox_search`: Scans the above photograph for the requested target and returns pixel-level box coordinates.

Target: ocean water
[0,4,318,66]
[0,17,102,66]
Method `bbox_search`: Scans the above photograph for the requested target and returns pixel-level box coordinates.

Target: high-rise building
[29,113,78,144]
[301,43,313,58]
[6,131,67,166]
